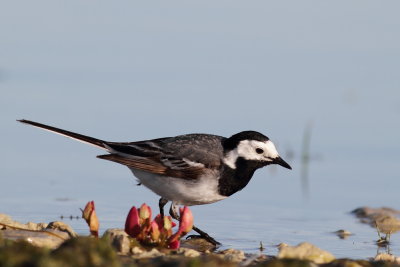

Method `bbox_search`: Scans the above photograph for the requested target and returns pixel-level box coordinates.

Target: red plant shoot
[124,203,193,249]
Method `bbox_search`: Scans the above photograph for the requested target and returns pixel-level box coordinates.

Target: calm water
[2,144,399,259]
[1,0,400,260]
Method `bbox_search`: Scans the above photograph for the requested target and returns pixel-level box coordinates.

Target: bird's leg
[169,202,180,219]
[159,197,169,218]
[169,203,221,246]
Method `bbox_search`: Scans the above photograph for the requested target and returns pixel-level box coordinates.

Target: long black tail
[18,119,107,149]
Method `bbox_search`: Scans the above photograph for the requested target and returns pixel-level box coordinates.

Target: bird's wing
[161,134,225,168]
[18,119,224,179]
[97,154,205,179]
[99,135,224,179]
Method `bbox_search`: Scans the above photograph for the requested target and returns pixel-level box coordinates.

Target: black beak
[273,156,292,170]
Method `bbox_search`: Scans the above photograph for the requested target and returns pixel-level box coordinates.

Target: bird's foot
[191,226,221,246]
[168,202,221,246]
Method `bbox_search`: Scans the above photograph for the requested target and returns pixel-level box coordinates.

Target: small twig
[0,222,67,241]
[259,241,265,251]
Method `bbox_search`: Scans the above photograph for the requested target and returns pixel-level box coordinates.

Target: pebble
[374,253,400,264]
[218,248,246,262]
[46,221,77,238]
[103,228,131,255]
[1,229,69,248]
[0,214,74,249]
[131,247,164,258]
[1,213,48,230]
[175,247,201,257]
[278,242,335,264]
[334,229,352,239]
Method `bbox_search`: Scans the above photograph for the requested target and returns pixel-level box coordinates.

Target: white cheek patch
[237,140,264,160]
[222,140,280,169]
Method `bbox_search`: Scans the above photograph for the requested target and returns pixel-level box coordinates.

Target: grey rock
[1,214,74,249]
[47,221,77,238]
[0,213,49,231]
[218,248,246,262]
[102,228,131,255]
[334,229,352,239]
[375,253,400,264]
[1,229,69,248]
[175,247,201,257]
[131,247,164,258]
[278,242,335,264]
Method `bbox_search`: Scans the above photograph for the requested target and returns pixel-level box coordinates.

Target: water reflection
[300,122,313,198]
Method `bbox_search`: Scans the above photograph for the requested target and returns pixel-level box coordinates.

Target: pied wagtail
[18,119,291,245]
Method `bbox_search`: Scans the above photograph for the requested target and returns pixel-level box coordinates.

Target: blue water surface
[1,0,400,260]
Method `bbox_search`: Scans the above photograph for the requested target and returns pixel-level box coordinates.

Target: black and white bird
[18,119,291,245]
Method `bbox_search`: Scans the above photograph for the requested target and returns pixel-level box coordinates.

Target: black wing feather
[97,154,204,179]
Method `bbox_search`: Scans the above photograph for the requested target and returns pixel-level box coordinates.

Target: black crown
[223,131,269,151]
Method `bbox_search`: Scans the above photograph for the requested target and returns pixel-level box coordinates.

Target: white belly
[130,169,227,206]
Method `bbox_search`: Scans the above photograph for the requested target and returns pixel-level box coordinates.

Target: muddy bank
[2,235,400,267]
[1,210,400,267]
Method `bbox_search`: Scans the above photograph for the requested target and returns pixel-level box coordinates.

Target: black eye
[256,148,264,154]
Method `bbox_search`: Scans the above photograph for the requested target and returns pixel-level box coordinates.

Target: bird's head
[222,131,292,170]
